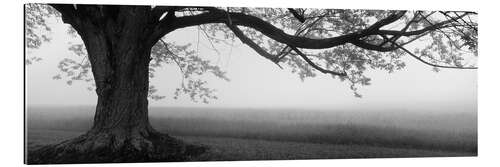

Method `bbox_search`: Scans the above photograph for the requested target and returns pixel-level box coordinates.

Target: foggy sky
[25,16,477,113]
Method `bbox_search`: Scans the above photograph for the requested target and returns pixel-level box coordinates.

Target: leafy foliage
[195,8,476,96]
[151,40,229,102]
[25,4,477,100]
[25,4,59,49]
[25,4,58,64]
[51,37,229,103]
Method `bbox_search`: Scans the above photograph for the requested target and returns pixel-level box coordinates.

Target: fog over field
[27,105,477,155]
[27,106,477,133]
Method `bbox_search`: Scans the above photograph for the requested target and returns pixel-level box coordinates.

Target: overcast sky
[25,15,477,113]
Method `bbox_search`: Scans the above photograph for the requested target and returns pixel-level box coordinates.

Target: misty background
[26,16,477,112]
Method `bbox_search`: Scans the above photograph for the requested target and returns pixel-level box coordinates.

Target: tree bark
[28,6,205,164]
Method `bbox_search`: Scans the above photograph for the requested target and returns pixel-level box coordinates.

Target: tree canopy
[25,4,478,100]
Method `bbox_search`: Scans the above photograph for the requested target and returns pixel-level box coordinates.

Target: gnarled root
[27,129,207,164]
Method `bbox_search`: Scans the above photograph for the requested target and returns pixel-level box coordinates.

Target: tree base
[27,130,207,164]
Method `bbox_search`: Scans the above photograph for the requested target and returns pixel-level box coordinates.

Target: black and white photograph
[18,0,487,166]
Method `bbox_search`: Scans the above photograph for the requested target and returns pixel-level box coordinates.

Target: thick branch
[351,39,398,52]
[277,14,328,60]
[157,9,407,50]
[288,8,306,23]
[226,16,348,75]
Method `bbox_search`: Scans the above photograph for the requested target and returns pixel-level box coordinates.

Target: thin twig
[290,46,347,76]
[159,39,188,80]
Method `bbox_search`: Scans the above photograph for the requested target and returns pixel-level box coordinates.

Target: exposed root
[27,130,207,164]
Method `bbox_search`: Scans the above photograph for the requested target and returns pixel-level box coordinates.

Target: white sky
[25,15,477,113]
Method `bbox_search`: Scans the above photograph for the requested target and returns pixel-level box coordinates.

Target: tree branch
[289,47,347,76]
[350,39,399,52]
[380,11,421,46]
[288,8,306,23]
[49,4,80,25]
[158,39,186,75]
[277,13,328,61]
[388,40,477,69]
[441,11,477,33]
[226,13,348,76]
[224,22,283,69]
[365,11,407,32]
[377,12,468,37]
[157,9,408,50]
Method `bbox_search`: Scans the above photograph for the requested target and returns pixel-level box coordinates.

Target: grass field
[26,106,477,160]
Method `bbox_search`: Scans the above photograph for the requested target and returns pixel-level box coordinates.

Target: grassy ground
[27,129,473,161]
[26,106,477,160]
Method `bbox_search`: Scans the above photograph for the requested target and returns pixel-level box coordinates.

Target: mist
[26,18,477,113]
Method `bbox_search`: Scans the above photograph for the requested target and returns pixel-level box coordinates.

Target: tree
[25,4,477,164]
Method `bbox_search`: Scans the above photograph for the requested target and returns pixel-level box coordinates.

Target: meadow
[26,106,477,160]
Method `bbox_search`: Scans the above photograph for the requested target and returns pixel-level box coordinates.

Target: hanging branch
[289,46,347,76]
[387,39,477,69]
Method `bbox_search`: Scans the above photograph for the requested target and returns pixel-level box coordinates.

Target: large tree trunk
[28,6,205,164]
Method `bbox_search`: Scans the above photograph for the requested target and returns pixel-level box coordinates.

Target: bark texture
[28,6,206,164]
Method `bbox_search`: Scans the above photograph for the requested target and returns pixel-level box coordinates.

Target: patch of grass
[27,129,475,161]
[26,106,477,155]
[150,118,476,153]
